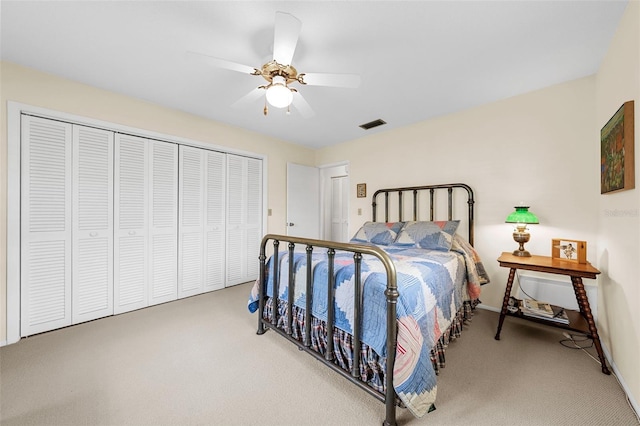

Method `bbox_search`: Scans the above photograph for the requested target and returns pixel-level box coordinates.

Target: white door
[179,147,228,296]
[20,116,73,336]
[71,126,114,324]
[330,175,349,242]
[148,140,178,306]
[286,163,320,239]
[226,154,263,286]
[178,145,205,298]
[204,150,226,292]
[114,134,149,314]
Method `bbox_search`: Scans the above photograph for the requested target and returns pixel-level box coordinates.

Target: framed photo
[357,183,367,198]
[551,238,587,264]
[601,101,635,194]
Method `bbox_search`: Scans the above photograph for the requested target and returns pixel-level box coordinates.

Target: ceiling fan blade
[291,91,315,118]
[273,11,302,65]
[231,87,265,109]
[187,51,257,75]
[300,72,361,88]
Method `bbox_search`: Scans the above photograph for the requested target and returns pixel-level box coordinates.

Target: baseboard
[0,340,7,347]
[601,340,640,420]
[477,303,499,313]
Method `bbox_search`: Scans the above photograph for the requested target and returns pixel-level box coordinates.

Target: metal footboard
[257,234,399,426]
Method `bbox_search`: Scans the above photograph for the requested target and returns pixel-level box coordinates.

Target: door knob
[287,222,294,226]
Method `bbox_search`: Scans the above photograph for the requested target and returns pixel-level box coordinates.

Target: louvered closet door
[178,146,205,298]
[71,126,114,324]
[244,157,262,280]
[226,155,262,286]
[114,134,149,314]
[20,116,73,336]
[204,151,226,292]
[148,141,178,306]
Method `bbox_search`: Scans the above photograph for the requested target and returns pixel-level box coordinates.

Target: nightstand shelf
[494,252,610,375]
[505,304,588,334]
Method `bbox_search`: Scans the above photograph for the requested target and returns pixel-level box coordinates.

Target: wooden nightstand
[494,252,610,375]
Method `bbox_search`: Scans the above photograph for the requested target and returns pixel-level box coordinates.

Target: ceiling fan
[189,11,361,118]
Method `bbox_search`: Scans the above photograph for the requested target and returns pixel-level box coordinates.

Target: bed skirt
[263,296,479,397]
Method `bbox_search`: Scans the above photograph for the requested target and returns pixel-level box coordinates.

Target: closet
[114,134,179,314]
[19,114,262,337]
[178,146,226,298]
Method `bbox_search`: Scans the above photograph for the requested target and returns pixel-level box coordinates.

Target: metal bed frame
[256,183,475,426]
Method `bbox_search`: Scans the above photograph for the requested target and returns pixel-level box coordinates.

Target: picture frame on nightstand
[551,238,587,264]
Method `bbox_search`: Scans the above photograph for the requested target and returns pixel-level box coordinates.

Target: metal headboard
[371,183,475,246]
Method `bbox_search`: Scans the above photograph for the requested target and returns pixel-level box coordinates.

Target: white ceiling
[1,1,629,149]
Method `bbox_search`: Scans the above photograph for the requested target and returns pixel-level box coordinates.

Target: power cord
[560,331,593,350]
[561,332,640,423]
[514,270,536,301]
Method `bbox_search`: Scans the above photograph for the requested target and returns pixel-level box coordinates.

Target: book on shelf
[522,299,554,317]
[520,299,569,324]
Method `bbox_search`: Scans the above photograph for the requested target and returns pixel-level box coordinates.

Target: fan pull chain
[263,98,268,116]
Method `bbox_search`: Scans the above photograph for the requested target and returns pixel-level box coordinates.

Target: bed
[247,183,489,426]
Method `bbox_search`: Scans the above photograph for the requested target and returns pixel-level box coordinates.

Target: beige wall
[317,75,599,312]
[595,0,640,411]
[0,61,316,343]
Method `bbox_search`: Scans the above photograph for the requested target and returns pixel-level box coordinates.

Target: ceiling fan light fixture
[265,75,293,108]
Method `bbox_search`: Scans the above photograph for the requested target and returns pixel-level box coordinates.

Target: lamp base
[512,231,532,257]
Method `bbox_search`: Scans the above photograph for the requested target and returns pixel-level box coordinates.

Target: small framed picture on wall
[551,238,587,264]
[357,183,367,198]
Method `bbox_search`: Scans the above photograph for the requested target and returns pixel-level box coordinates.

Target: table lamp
[505,206,539,257]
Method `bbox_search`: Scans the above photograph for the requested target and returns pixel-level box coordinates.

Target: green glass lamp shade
[505,206,539,257]
[505,206,539,224]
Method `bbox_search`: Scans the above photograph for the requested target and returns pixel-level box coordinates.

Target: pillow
[393,220,460,251]
[350,221,404,246]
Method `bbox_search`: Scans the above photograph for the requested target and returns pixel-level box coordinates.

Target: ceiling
[1,1,629,149]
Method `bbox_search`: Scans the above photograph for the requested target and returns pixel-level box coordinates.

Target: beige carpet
[1,282,638,426]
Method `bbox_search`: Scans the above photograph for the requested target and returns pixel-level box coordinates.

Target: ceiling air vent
[359,119,387,130]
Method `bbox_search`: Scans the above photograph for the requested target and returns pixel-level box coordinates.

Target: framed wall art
[357,183,367,198]
[601,100,635,194]
[551,238,587,264]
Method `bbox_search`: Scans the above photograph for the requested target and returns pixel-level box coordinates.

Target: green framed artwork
[601,101,635,194]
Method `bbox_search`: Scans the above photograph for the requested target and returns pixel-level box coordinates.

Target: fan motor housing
[258,60,301,85]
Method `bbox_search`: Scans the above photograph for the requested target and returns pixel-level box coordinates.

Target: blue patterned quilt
[248,238,487,417]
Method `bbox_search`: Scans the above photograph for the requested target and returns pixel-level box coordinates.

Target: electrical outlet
[357,208,362,215]
[268,209,272,216]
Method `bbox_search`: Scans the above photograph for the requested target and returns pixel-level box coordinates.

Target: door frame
[319,162,350,241]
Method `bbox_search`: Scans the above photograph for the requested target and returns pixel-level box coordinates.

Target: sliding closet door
[245,157,262,281]
[114,134,149,314]
[115,135,178,311]
[178,146,227,297]
[178,146,205,298]
[204,150,226,291]
[20,116,73,336]
[226,155,262,286]
[71,126,114,324]
[148,141,179,305]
